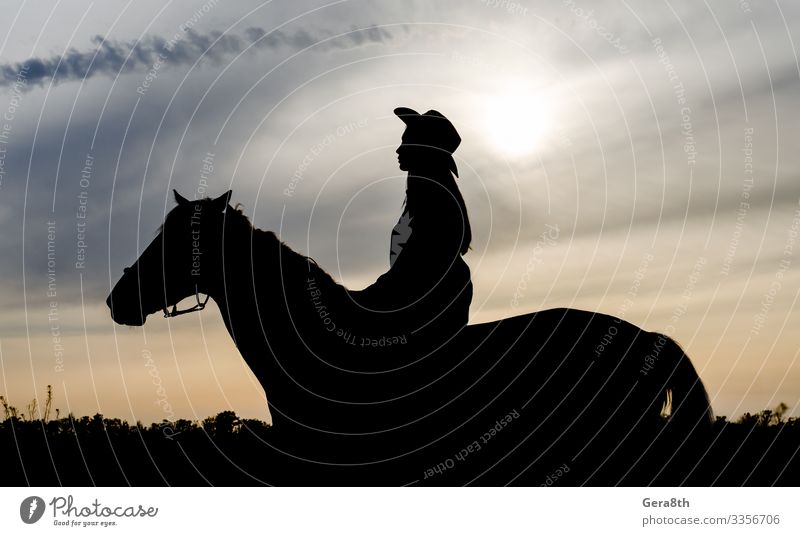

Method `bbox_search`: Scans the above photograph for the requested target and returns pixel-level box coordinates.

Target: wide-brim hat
[394,107,461,177]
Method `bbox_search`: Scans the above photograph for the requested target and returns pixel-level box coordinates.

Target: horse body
[108,193,713,485]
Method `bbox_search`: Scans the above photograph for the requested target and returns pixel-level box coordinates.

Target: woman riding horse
[350,108,473,344]
[106,107,713,484]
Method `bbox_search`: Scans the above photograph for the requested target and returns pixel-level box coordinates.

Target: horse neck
[206,223,339,411]
[205,225,284,369]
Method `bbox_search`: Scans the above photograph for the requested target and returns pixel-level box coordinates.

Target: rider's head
[395,108,461,177]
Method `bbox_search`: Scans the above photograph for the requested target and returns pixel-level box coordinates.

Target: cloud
[0,24,396,91]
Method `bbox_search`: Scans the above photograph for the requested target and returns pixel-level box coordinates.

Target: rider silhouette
[351,107,472,342]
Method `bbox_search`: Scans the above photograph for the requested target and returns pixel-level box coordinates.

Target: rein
[163,285,210,318]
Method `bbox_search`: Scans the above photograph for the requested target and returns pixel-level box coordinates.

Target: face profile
[395,134,429,172]
[393,107,461,177]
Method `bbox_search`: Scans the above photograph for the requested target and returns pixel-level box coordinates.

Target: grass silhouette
[1,386,797,486]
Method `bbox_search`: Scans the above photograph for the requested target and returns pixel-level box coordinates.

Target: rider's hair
[405,164,472,256]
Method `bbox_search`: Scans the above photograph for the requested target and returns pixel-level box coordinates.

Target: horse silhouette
[107,190,714,485]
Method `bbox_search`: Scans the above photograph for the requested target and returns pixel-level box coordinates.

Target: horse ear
[173,189,190,205]
[213,190,232,211]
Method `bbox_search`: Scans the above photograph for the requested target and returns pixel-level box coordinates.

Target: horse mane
[223,201,344,297]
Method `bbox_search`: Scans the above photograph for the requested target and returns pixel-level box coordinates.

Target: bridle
[163,284,210,318]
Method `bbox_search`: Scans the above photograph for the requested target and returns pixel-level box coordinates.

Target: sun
[485,92,551,157]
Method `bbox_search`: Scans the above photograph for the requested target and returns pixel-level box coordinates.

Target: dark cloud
[0,24,395,91]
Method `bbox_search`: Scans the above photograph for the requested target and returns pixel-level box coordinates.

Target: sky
[0,0,798,424]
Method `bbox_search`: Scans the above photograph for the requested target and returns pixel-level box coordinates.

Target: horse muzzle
[106,293,146,326]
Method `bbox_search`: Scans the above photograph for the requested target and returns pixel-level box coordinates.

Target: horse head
[106,189,232,326]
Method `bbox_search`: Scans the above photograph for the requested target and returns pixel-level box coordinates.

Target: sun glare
[485,92,551,157]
